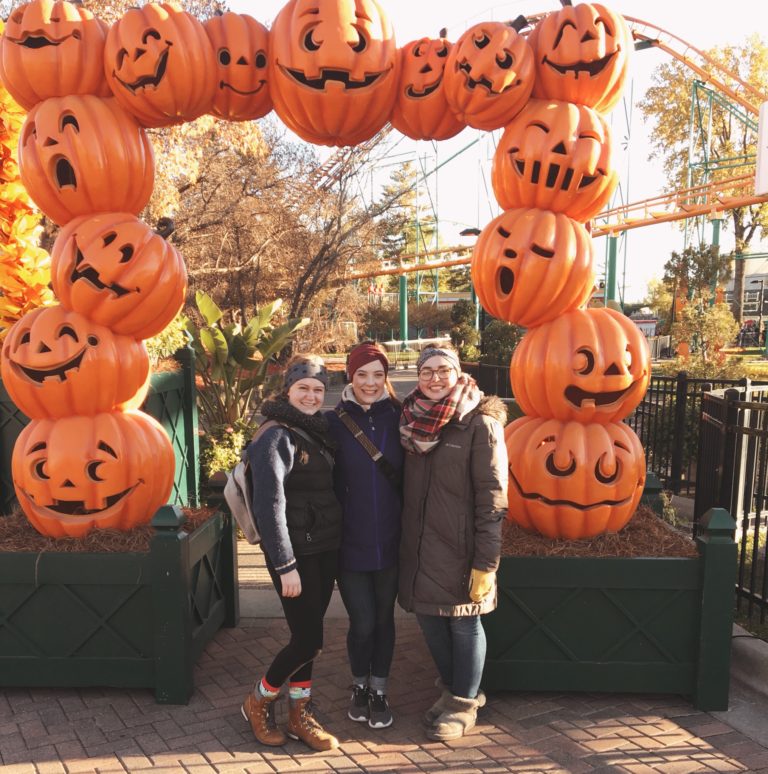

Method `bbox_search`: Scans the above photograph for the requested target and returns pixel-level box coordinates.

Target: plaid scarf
[399,375,481,455]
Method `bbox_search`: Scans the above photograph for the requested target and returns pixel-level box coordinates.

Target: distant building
[629,310,658,337]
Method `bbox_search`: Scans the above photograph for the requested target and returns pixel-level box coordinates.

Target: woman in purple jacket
[327,342,404,730]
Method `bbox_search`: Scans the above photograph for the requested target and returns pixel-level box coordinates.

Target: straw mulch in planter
[0,507,215,553]
[502,506,698,559]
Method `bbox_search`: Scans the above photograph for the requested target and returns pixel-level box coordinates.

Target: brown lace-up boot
[241,692,287,746]
[286,697,339,751]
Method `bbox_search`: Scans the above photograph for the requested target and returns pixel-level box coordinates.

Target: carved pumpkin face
[204,11,271,122]
[492,98,618,221]
[105,2,216,127]
[471,207,595,328]
[0,0,110,110]
[510,307,651,424]
[269,0,399,146]
[12,410,175,538]
[505,416,646,539]
[18,95,154,226]
[51,212,188,340]
[529,1,631,113]
[443,20,535,131]
[391,35,464,141]
[0,305,149,419]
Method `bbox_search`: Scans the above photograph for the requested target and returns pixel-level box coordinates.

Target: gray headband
[417,347,461,373]
[284,361,328,390]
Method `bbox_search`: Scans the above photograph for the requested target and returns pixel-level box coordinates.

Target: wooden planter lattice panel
[0,380,28,515]
[0,508,238,702]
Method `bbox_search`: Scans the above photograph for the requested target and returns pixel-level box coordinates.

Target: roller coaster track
[337,15,768,282]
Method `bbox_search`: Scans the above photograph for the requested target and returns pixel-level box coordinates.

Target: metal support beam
[399,274,408,349]
[606,235,619,306]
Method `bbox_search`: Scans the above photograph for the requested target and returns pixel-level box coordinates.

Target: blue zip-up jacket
[326,394,404,572]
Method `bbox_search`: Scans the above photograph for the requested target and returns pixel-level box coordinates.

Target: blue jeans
[416,613,486,699]
[337,565,398,686]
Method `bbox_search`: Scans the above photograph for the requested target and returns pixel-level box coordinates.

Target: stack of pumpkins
[471,0,652,540]
[0,0,189,538]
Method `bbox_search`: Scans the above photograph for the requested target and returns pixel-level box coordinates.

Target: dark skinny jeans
[263,549,338,687]
[337,565,399,684]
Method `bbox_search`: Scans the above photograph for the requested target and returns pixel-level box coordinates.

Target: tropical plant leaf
[196,290,223,326]
[200,326,229,366]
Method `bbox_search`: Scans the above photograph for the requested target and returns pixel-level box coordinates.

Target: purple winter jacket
[326,396,404,572]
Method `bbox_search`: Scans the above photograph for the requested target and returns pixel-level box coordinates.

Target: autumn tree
[644,278,674,334]
[671,298,739,364]
[638,35,768,323]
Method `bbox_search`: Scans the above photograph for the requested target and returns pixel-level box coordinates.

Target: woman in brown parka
[398,345,508,741]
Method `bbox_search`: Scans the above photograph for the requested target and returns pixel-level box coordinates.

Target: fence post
[670,371,688,494]
[719,388,741,516]
[693,507,737,711]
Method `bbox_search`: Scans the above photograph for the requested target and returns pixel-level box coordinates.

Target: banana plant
[185,291,309,430]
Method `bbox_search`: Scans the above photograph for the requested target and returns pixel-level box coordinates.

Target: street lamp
[749,278,768,357]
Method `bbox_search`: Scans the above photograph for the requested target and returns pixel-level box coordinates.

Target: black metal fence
[695,385,768,623]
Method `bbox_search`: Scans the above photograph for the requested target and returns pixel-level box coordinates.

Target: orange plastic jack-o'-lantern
[505,415,646,539]
[528,0,631,113]
[1,305,149,419]
[0,0,110,110]
[269,0,399,146]
[443,18,535,132]
[12,410,175,538]
[390,34,464,141]
[105,2,216,127]
[492,98,618,221]
[471,207,594,328]
[204,11,271,122]
[18,95,154,226]
[510,306,651,424]
[51,212,188,340]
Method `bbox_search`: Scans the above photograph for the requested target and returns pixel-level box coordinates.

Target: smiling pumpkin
[11,411,174,538]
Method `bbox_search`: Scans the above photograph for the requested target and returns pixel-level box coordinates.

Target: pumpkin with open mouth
[269,0,399,146]
[505,415,646,539]
[492,98,618,221]
[510,306,651,424]
[12,410,174,538]
[51,212,187,340]
[204,11,271,122]
[390,33,464,141]
[470,206,595,328]
[105,1,216,127]
[528,0,632,113]
[17,94,154,226]
[0,0,110,110]
[443,18,534,131]
[0,304,150,419]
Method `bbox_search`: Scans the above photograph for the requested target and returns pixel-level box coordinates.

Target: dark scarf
[261,397,333,448]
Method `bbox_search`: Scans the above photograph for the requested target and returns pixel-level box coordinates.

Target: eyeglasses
[418,366,455,381]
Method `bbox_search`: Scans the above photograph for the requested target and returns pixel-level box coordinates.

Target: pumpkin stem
[508,15,529,32]
[155,217,175,239]
[439,27,447,39]
[560,0,574,6]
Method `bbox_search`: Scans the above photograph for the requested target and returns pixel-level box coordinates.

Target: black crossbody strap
[335,407,401,493]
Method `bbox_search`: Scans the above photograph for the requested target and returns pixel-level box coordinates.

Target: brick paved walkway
[1,617,767,773]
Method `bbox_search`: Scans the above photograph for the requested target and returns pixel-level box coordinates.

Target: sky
[230,0,767,302]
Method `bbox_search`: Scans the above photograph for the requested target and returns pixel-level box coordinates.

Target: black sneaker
[348,684,369,722]
[368,691,393,729]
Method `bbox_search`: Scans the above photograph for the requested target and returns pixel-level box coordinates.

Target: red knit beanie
[347,343,389,381]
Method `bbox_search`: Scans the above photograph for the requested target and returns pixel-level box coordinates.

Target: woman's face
[351,359,387,407]
[418,355,459,401]
[287,377,326,415]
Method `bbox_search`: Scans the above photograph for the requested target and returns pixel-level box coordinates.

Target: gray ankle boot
[426,693,483,740]
[423,683,486,728]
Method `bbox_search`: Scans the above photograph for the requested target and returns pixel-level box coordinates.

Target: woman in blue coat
[327,341,403,730]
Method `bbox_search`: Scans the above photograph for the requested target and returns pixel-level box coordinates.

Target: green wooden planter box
[482,508,737,712]
[1,347,199,515]
[0,504,239,703]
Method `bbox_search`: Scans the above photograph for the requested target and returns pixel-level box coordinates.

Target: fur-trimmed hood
[474,394,508,425]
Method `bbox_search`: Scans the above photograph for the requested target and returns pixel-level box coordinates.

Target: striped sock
[288,680,312,700]
[257,678,280,699]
